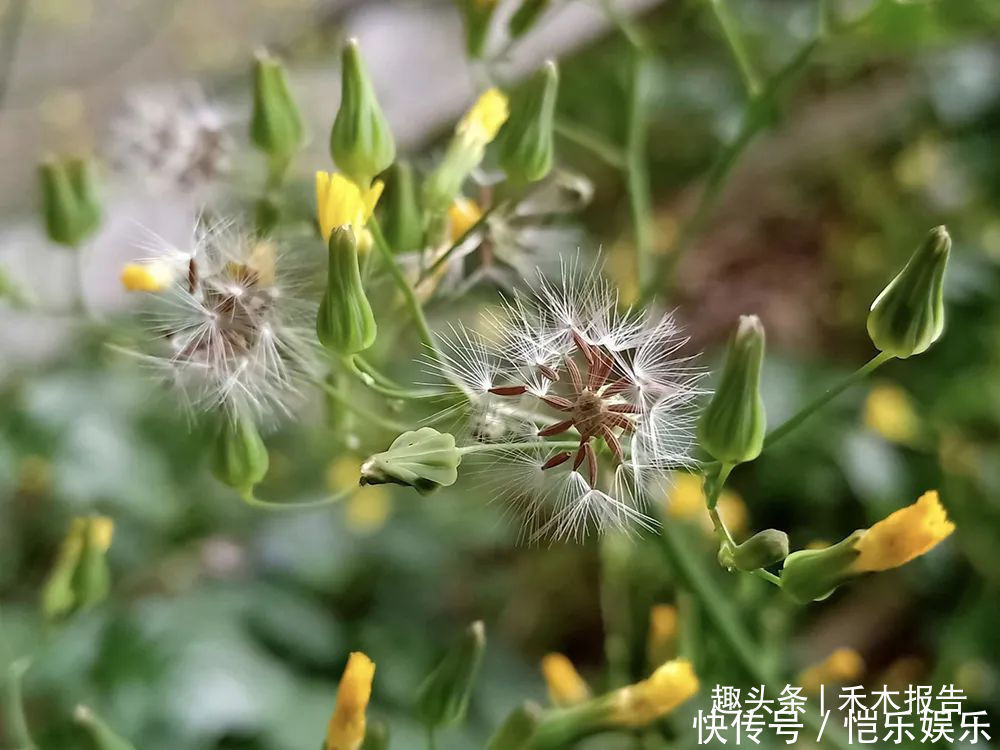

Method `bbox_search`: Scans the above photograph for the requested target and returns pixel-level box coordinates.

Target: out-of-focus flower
[647,604,677,666]
[326,652,376,750]
[448,197,484,244]
[665,472,747,537]
[316,171,383,247]
[864,382,919,444]
[541,653,590,706]
[120,261,175,292]
[42,516,114,621]
[798,648,865,694]
[611,659,699,727]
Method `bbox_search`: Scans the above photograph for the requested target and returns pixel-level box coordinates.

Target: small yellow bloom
[611,659,699,727]
[665,473,747,537]
[88,516,114,552]
[121,262,175,292]
[798,648,865,694]
[647,604,677,666]
[853,490,955,573]
[448,196,483,243]
[326,652,376,750]
[345,490,392,535]
[327,457,363,493]
[456,88,509,146]
[541,653,590,707]
[864,383,918,444]
[315,171,384,244]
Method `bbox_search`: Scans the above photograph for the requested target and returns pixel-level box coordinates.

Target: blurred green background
[1,0,1000,748]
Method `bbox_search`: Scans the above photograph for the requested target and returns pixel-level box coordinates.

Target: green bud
[417,621,486,729]
[331,38,396,187]
[509,0,551,38]
[779,531,863,604]
[39,155,101,247]
[867,225,950,359]
[71,519,112,609]
[250,51,304,161]
[361,720,390,750]
[698,315,766,465]
[74,705,138,750]
[361,428,462,495]
[210,415,269,492]
[317,226,378,355]
[487,702,543,750]
[42,516,113,622]
[731,528,789,572]
[455,0,499,59]
[499,61,558,185]
[380,160,423,253]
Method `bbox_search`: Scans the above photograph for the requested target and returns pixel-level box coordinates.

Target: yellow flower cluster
[316,171,384,246]
[611,659,699,727]
[326,652,376,750]
[853,490,955,573]
[541,653,590,707]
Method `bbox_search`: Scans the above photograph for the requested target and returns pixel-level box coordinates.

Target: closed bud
[210,415,269,492]
[456,0,499,59]
[39,155,101,247]
[416,621,486,729]
[487,702,542,750]
[698,315,766,466]
[42,516,114,621]
[317,226,377,355]
[867,226,950,359]
[779,532,863,604]
[331,39,396,188]
[361,428,461,495]
[250,51,304,161]
[509,0,551,38]
[499,61,558,184]
[74,706,137,750]
[380,161,423,253]
[731,528,789,572]
[360,721,390,750]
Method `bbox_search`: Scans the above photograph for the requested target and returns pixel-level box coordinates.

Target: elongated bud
[780,532,862,604]
[487,702,542,750]
[416,621,486,729]
[499,61,558,185]
[541,653,590,706]
[731,528,789,572]
[39,155,101,247]
[867,226,950,359]
[331,39,396,188]
[361,428,461,495]
[327,652,376,750]
[360,721,390,750]
[74,705,137,750]
[210,415,269,492]
[317,226,377,355]
[250,51,304,162]
[698,315,766,466]
[42,516,113,621]
[509,0,551,38]
[380,161,423,253]
[455,0,499,59]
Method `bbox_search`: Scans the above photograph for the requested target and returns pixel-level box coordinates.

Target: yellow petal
[541,653,590,707]
[315,171,383,244]
[853,490,955,573]
[612,659,699,727]
[121,262,174,292]
[457,88,509,146]
[326,652,376,750]
[448,197,483,243]
[798,647,865,694]
[88,516,114,552]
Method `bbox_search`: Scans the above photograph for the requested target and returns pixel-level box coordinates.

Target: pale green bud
[380,160,423,253]
[317,226,378,355]
[210,415,269,492]
[455,0,499,59]
[698,315,766,465]
[39,155,101,248]
[867,226,950,359]
[499,61,558,185]
[487,702,542,750]
[509,0,551,38]
[331,39,396,187]
[74,705,138,750]
[250,51,304,161]
[731,528,789,572]
[361,428,461,495]
[42,516,114,622]
[416,621,486,728]
[780,532,863,604]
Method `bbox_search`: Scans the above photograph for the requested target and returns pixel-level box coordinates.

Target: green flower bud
[731,528,789,572]
[779,532,863,604]
[72,519,112,610]
[867,226,950,359]
[317,226,378,355]
[499,61,558,185]
[455,0,499,59]
[698,315,766,465]
[42,516,114,622]
[39,155,101,248]
[331,38,396,187]
[250,51,304,161]
[361,428,462,495]
[361,720,390,750]
[380,160,423,253]
[74,705,138,750]
[487,702,542,750]
[417,621,486,729]
[509,0,551,38]
[210,415,269,492]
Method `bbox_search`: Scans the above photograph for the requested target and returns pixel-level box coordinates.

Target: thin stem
[459,440,579,455]
[709,0,761,96]
[750,568,781,586]
[554,120,626,169]
[599,535,633,689]
[342,355,442,402]
[316,378,409,433]
[625,50,654,291]
[764,351,894,449]
[417,202,505,284]
[426,727,438,750]
[353,355,409,390]
[240,486,354,511]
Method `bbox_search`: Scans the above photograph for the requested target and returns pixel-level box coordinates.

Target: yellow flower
[315,171,384,244]
[798,647,865,694]
[327,456,363,493]
[611,659,699,727]
[448,196,483,243]
[121,262,175,292]
[665,473,747,537]
[647,604,677,666]
[456,88,509,147]
[864,383,918,444]
[345,490,392,534]
[541,653,590,707]
[326,652,376,750]
[88,516,114,552]
[853,490,955,573]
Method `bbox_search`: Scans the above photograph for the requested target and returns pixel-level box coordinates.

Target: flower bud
[250,51,304,161]
[779,532,862,604]
[499,61,558,185]
[416,621,486,729]
[698,315,766,466]
[39,155,101,247]
[867,226,950,359]
[360,428,461,495]
[541,653,590,706]
[731,528,789,572]
[331,39,396,188]
[646,604,677,667]
[487,702,542,750]
[327,652,376,750]
[210,415,269,492]
[317,226,378,355]
[360,721,389,750]
[456,0,498,58]
[74,705,138,750]
[42,516,113,621]
[509,0,551,38]
[380,161,423,253]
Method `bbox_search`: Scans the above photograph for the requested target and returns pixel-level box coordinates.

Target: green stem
[625,50,654,292]
[750,568,781,586]
[353,355,409,390]
[316,377,409,433]
[709,0,761,95]
[239,486,354,511]
[554,120,626,169]
[599,535,633,689]
[764,351,893,450]
[426,727,438,750]
[342,355,442,402]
